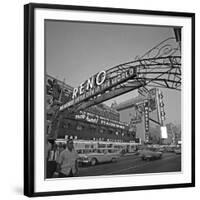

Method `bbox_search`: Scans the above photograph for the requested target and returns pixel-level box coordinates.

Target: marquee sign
[60,67,137,111]
[75,110,128,130]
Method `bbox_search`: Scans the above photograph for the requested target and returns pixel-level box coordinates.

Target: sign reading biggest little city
[60,67,137,111]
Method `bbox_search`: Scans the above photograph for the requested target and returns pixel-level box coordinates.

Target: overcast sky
[45,20,181,125]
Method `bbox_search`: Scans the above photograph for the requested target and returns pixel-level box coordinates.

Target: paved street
[77,153,181,177]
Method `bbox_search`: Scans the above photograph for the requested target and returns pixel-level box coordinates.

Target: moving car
[78,149,121,166]
[139,148,162,161]
[164,146,175,152]
[174,148,181,154]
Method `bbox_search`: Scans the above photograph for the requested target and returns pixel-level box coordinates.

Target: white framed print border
[24,3,195,197]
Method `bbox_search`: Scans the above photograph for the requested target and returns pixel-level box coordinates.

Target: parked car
[78,149,121,166]
[157,147,165,152]
[165,147,175,152]
[139,148,162,161]
[174,148,181,154]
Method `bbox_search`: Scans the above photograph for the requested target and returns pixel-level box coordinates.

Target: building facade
[46,75,137,143]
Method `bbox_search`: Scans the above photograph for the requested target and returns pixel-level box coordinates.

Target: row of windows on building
[60,120,133,137]
[63,135,128,143]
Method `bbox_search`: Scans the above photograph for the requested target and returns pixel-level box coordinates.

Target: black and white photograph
[24,3,195,197]
[45,21,182,179]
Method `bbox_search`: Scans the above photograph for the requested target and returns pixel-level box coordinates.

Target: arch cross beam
[59,37,181,113]
[60,55,181,113]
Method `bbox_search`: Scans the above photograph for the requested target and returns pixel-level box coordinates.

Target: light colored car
[174,148,181,154]
[140,148,162,161]
[78,149,120,166]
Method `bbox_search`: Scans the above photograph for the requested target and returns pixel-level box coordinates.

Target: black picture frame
[24,3,195,197]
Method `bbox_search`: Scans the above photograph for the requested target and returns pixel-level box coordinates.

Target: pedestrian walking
[54,139,79,178]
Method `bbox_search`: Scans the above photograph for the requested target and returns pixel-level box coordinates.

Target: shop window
[90,124,96,130]
[109,130,113,134]
[99,129,105,134]
[76,125,84,131]
[68,123,71,128]
[61,122,66,129]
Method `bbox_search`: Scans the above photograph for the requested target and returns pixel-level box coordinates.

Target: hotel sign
[75,111,128,130]
[144,100,150,142]
[60,67,137,111]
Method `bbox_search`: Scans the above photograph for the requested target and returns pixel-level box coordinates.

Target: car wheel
[141,156,145,160]
[111,157,117,163]
[146,157,151,161]
[91,158,97,166]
